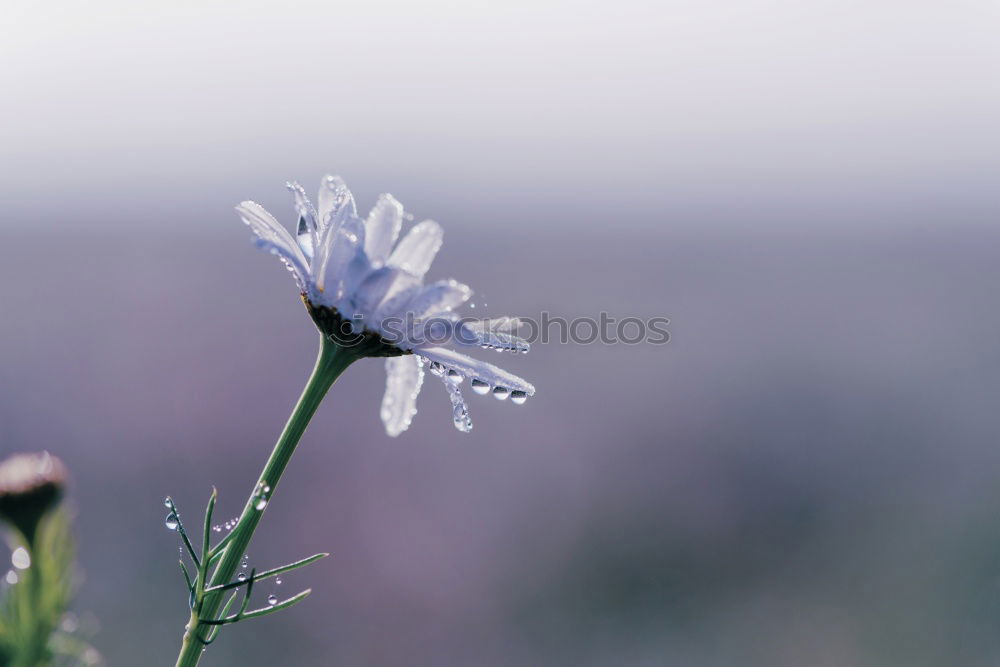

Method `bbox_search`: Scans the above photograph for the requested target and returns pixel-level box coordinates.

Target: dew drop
[428,361,445,376]
[255,498,268,511]
[165,513,179,530]
[11,547,30,570]
[5,570,18,585]
[275,576,282,585]
[267,594,278,606]
[492,386,510,401]
[263,485,271,493]
[164,497,172,508]
[471,379,490,395]
[440,373,473,432]
[510,390,528,405]
[453,410,473,432]
[237,573,247,582]
[213,525,222,533]
[447,369,463,384]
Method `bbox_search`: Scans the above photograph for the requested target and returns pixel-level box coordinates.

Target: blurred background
[3,0,1000,664]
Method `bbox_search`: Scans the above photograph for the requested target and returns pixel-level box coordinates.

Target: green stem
[174,335,356,667]
[16,543,47,667]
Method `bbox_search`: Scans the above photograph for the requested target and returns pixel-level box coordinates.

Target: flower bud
[0,452,67,546]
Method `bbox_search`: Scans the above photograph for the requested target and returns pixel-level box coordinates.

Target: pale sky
[2,0,999,228]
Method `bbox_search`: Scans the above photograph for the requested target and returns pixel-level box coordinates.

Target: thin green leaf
[179,560,193,592]
[198,588,241,645]
[201,569,257,626]
[168,499,201,569]
[204,589,313,626]
[238,589,312,621]
[196,487,218,596]
[201,487,217,571]
[205,553,328,594]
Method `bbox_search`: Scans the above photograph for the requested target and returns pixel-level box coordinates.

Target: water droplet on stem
[11,547,30,570]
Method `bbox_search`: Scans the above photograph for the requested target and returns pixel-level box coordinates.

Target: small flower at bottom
[235,176,536,435]
[0,452,67,546]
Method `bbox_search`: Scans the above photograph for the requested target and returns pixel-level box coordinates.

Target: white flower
[235,176,535,436]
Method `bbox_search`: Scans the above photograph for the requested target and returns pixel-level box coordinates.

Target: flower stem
[174,335,356,667]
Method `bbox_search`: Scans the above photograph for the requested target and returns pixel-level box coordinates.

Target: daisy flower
[235,176,535,435]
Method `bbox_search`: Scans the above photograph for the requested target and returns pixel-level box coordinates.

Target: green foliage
[167,491,325,650]
[173,337,352,666]
[0,510,99,667]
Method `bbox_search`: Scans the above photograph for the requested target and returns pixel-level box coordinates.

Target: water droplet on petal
[510,390,528,405]
[165,513,179,530]
[447,369,463,383]
[492,386,510,401]
[268,594,278,605]
[441,374,473,432]
[296,215,315,258]
[471,379,490,395]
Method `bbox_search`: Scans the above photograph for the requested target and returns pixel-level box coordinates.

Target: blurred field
[4,1,1000,664]
[2,213,1000,665]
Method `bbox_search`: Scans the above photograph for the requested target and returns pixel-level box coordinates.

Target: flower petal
[315,214,366,299]
[364,193,404,267]
[415,346,535,396]
[380,355,425,437]
[286,181,318,259]
[316,175,356,232]
[236,201,310,287]
[353,266,421,322]
[456,321,530,353]
[468,316,521,333]
[406,280,473,320]
[251,239,310,291]
[388,220,443,278]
